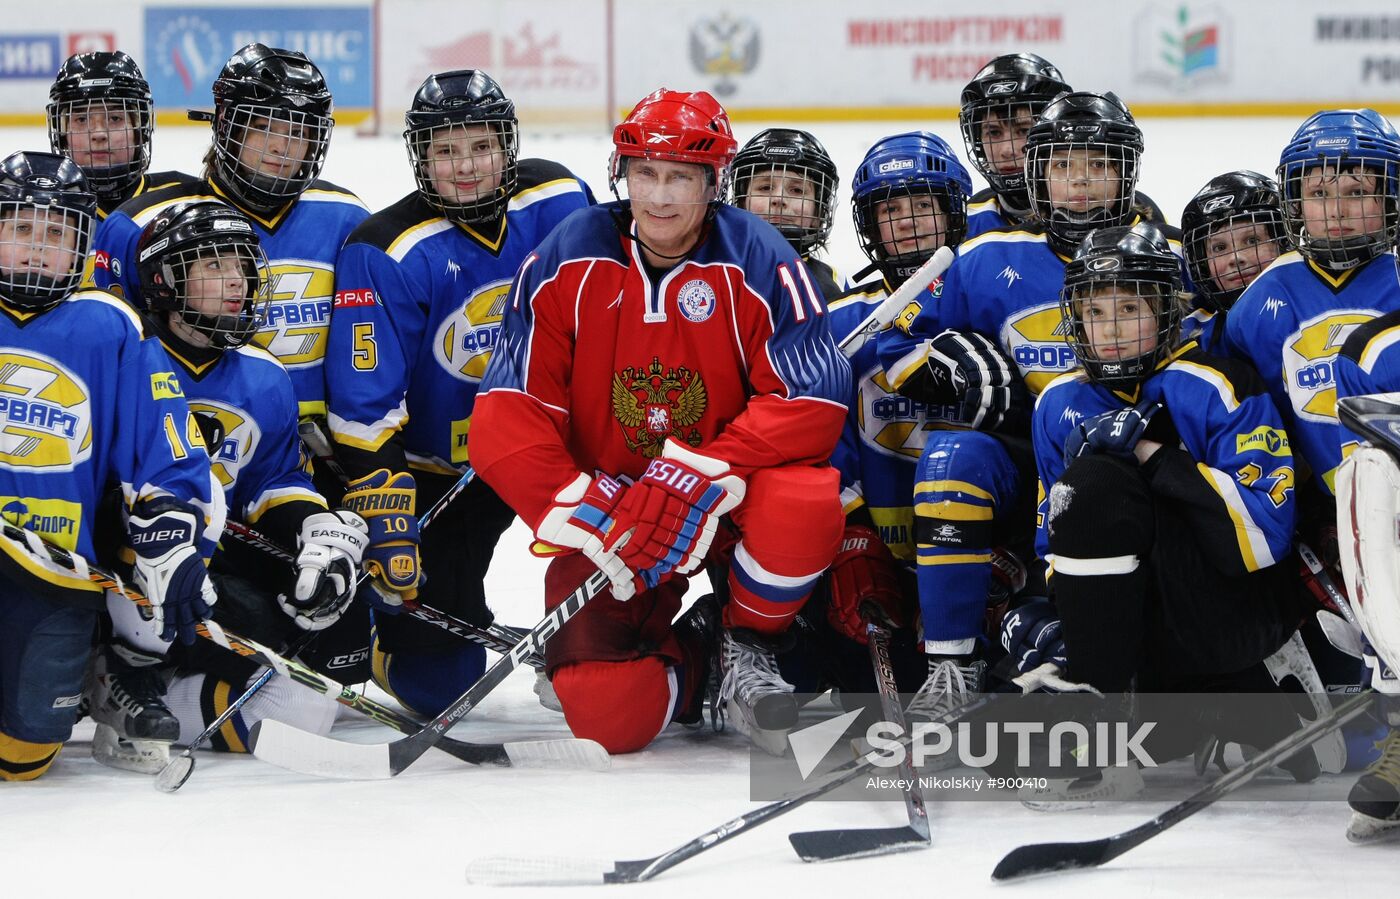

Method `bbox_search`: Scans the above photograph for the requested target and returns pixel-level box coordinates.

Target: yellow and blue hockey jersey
[1337,307,1400,410]
[0,291,220,577]
[1223,250,1400,493]
[157,337,324,535]
[326,160,593,475]
[89,178,370,420]
[829,278,964,560]
[879,223,1190,399]
[1032,346,1296,575]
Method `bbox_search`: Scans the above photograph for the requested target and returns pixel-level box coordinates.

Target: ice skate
[1348,726,1400,844]
[86,652,178,774]
[719,627,797,756]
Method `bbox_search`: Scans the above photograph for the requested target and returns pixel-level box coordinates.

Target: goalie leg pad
[551,656,673,754]
[0,730,61,780]
[0,579,95,744]
[1338,444,1400,683]
[540,553,686,675]
[724,465,843,634]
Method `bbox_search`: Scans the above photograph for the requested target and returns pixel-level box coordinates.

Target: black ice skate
[86,651,179,774]
[719,626,797,756]
[1348,726,1400,844]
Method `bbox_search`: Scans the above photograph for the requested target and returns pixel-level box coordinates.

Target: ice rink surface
[1,117,1394,897]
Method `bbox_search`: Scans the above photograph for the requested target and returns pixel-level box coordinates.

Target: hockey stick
[787,610,930,861]
[1298,539,1361,630]
[219,519,545,669]
[248,569,612,779]
[158,466,517,791]
[465,693,994,886]
[837,245,954,354]
[990,689,1375,882]
[0,521,609,781]
[154,626,317,793]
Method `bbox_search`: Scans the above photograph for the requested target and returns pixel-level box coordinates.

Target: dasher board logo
[1133,3,1230,91]
[689,13,760,97]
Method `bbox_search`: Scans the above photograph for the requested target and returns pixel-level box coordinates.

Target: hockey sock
[0,731,61,781]
[165,670,338,752]
[371,642,486,720]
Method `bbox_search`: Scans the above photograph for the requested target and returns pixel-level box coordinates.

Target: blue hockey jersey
[0,291,220,585]
[879,223,1190,399]
[1337,308,1400,408]
[1223,251,1400,493]
[159,339,324,526]
[326,160,593,475]
[89,179,370,419]
[829,278,964,560]
[1033,346,1295,574]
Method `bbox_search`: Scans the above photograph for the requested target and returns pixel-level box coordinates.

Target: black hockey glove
[905,329,1030,433]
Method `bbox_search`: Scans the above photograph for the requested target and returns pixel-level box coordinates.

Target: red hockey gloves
[343,469,420,612]
[1063,400,1162,466]
[127,497,217,645]
[534,443,745,601]
[611,441,746,576]
[827,524,904,645]
[279,510,369,631]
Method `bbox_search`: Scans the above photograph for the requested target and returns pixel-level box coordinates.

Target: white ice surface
[0,118,1391,897]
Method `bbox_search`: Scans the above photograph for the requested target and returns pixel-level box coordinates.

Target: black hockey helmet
[1025,91,1145,257]
[730,128,839,255]
[136,200,271,349]
[0,150,97,312]
[1061,221,1182,390]
[958,53,1070,212]
[47,51,153,202]
[404,69,519,224]
[1181,170,1290,312]
[204,43,334,212]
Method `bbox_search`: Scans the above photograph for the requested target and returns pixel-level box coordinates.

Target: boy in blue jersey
[875,92,1183,719]
[92,201,373,769]
[325,70,594,718]
[730,128,845,301]
[957,55,1166,239]
[0,153,221,781]
[1179,171,1290,352]
[1026,222,1315,801]
[87,43,369,435]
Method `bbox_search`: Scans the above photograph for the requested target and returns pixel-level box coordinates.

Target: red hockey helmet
[610,89,738,194]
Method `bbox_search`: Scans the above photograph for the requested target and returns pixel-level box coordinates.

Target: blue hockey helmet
[1277,108,1400,271]
[851,130,972,284]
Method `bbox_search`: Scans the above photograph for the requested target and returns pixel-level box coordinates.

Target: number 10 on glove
[343,469,421,608]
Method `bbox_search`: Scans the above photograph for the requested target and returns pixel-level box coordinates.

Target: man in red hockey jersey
[470,89,850,755]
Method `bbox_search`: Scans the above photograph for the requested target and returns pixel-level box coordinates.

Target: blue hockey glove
[127,497,217,645]
[343,469,420,611]
[1063,400,1163,466]
[999,598,1067,674]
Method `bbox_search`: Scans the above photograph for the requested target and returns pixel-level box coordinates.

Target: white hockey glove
[534,472,640,599]
[279,510,369,631]
[1011,661,1103,696]
[127,497,217,646]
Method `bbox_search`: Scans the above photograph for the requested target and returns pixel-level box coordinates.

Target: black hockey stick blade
[991,690,1375,882]
[788,825,931,862]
